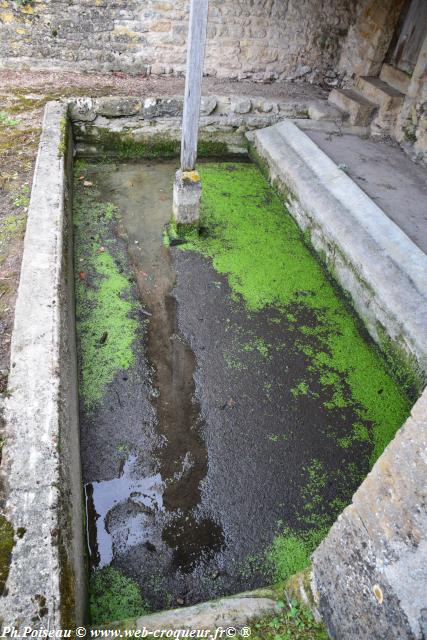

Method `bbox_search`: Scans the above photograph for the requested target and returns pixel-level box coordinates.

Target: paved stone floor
[305,129,427,254]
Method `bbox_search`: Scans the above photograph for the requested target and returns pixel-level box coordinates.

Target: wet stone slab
[73,160,410,623]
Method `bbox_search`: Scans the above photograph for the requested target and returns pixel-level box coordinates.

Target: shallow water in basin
[73,159,410,622]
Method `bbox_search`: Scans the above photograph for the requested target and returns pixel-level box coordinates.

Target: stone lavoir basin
[73,158,411,625]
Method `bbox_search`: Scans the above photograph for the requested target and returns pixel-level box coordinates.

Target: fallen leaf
[79,271,87,280]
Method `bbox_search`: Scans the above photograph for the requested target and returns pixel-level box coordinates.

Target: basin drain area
[73,160,410,624]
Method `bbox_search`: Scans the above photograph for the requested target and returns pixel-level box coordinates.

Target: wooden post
[173,0,209,224]
[180,0,209,171]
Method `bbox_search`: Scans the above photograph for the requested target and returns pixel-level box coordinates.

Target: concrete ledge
[251,120,427,385]
[0,102,85,628]
[96,588,281,631]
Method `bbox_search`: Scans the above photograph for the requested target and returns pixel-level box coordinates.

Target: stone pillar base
[173,169,201,224]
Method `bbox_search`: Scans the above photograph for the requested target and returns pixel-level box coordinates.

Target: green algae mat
[74,159,412,618]
[74,186,140,413]
[179,162,411,464]
[172,161,412,580]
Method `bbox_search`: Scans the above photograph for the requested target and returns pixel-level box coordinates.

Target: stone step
[328,88,377,126]
[356,76,405,111]
[380,63,411,95]
[307,101,343,122]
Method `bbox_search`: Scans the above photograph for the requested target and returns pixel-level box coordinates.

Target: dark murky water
[107,163,221,576]
[81,162,231,608]
[78,161,372,611]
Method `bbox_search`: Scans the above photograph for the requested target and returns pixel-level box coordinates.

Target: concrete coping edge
[0,101,77,627]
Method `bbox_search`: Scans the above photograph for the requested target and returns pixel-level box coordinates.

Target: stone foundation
[69,93,341,158]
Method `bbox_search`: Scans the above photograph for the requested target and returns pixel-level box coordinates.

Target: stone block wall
[0,0,357,83]
[337,0,405,79]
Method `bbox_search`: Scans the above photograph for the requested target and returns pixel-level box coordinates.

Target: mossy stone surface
[78,130,229,160]
[0,515,14,595]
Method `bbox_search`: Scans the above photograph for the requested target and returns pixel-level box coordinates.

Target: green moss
[12,183,30,208]
[73,181,139,412]
[290,381,310,397]
[197,139,229,157]
[89,567,148,625]
[267,527,327,583]
[181,163,411,465]
[272,434,289,443]
[242,337,270,358]
[299,460,335,530]
[86,130,180,160]
[81,130,229,161]
[251,599,328,640]
[173,161,413,581]
[175,222,200,238]
[58,116,68,157]
[0,515,15,595]
[337,421,370,449]
[184,163,329,310]
[266,457,355,583]
[0,112,20,127]
[163,220,201,244]
[375,324,423,399]
[74,159,90,172]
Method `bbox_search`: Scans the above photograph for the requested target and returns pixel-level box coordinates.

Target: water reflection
[85,455,164,567]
